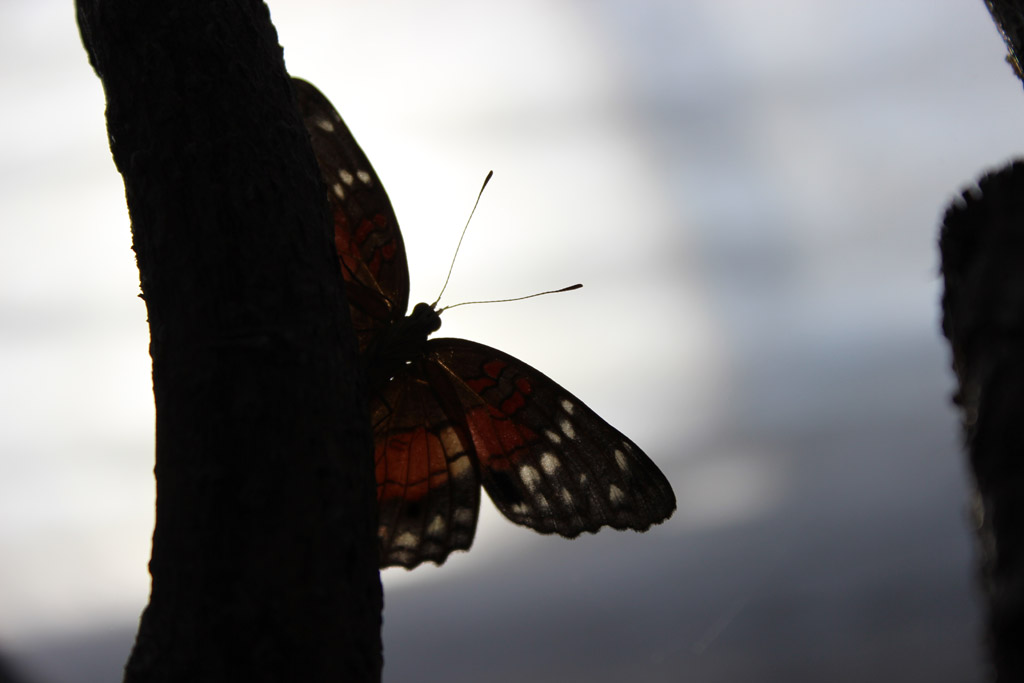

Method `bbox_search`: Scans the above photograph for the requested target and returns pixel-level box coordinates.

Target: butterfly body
[294,78,676,569]
[364,302,441,394]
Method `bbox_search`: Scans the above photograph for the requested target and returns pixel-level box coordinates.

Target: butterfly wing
[294,77,675,568]
[426,338,676,538]
[372,338,675,569]
[293,77,410,349]
[372,362,482,569]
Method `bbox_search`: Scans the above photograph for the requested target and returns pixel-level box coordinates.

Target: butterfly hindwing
[293,77,410,349]
[371,363,482,569]
[424,338,676,538]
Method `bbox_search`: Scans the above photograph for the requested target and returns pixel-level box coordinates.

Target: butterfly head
[409,302,442,335]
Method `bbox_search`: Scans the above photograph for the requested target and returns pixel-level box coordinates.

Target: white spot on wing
[427,515,446,537]
[560,488,573,506]
[453,508,474,525]
[545,429,562,444]
[579,473,588,485]
[316,118,334,132]
[520,465,541,491]
[540,453,560,475]
[395,531,418,548]
[614,449,628,471]
[449,454,472,479]
[391,549,414,565]
[439,426,461,454]
[338,169,354,185]
[609,484,625,505]
[440,428,472,479]
[561,399,575,414]
[332,182,345,200]
[560,418,576,440]
[535,494,550,512]
[510,502,529,516]
[357,169,372,185]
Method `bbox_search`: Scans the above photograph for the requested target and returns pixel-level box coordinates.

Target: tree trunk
[75,2,382,680]
[941,161,1024,682]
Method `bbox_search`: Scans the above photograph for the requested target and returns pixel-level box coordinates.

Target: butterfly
[293,77,676,569]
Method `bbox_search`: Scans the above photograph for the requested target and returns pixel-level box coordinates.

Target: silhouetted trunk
[941,161,1024,682]
[75,2,382,681]
[940,7,1024,680]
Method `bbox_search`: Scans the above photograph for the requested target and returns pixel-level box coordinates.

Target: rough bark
[75,2,382,680]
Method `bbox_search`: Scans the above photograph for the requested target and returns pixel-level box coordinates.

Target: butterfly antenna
[440,283,582,312]
[433,170,494,307]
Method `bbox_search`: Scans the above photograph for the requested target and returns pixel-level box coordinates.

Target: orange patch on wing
[464,404,538,471]
[376,426,451,503]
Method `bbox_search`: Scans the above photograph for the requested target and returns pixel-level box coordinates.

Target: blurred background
[2,1,1017,680]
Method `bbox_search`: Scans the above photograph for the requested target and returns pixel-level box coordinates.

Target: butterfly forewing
[425,338,676,537]
[293,77,410,350]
